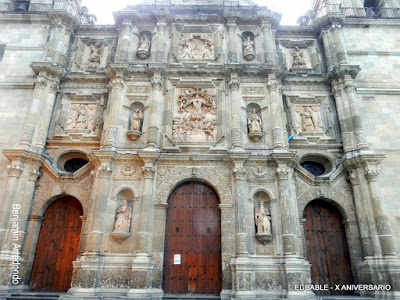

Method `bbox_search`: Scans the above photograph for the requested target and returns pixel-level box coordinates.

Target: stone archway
[162,181,222,295]
[30,196,83,292]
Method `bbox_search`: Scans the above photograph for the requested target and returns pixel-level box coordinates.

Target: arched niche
[253,191,273,243]
[246,103,263,142]
[242,31,255,61]
[137,30,152,60]
[127,102,144,141]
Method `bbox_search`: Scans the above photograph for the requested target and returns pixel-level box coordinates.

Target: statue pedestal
[244,50,255,61]
[256,233,273,244]
[111,231,130,243]
[136,49,149,60]
[127,130,141,141]
[248,131,263,142]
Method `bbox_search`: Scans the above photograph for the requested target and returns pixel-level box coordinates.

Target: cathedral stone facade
[0,0,400,299]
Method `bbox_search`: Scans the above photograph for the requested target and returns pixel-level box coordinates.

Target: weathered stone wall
[343,24,400,253]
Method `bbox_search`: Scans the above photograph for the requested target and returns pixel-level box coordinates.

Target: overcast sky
[82,0,313,25]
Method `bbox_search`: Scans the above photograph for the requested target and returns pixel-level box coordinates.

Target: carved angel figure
[244,36,254,52]
[291,47,306,68]
[138,34,151,51]
[114,199,132,233]
[88,43,103,67]
[248,108,262,132]
[255,201,271,234]
[130,109,143,131]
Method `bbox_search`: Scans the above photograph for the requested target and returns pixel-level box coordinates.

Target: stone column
[116,21,132,62]
[320,29,335,71]
[261,21,277,64]
[155,20,167,62]
[226,19,238,63]
[346,168,376,258]
[331,79,355,152]
[364,162,397,258]
[343,75,369,150]
[136,154,157,257]
[103,76,125,148]
[276,163,301,257]
[267,74,284,149]
[232,165,249,256]
[331,24,348,65]
[146,73,163,148]
[84,154,113,253]
[229,73,244,149]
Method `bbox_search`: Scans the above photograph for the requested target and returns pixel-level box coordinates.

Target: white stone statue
[255,200,271,234]
[244,36,254,53]
[130,109,143,131]
[248,108,262,132]
[114,199,132,233]
[291,47,307,68]
[138,34,150,51]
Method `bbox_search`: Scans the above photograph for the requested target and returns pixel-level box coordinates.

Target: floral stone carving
[178,33,214,59]
[172,87,217,142]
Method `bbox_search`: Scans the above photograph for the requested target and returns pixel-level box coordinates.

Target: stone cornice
[325,64,361,83]
[341,151,386,170]
[30,62,66,78]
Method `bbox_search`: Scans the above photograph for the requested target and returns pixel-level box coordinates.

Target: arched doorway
[303,200,354,295]
[30,196,83,292]
[162,181,222,295]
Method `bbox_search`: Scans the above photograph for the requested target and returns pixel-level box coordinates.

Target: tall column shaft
[227,20,238,63]
[321,29,335,71]
[267,74,284,149]
[155,20,167,62]
[233,165,249,256]
[229,74,243,149]
[364,165,397,257]
[261,21,276,64]
[137,162,156,256]
[146,74,163,147]
[116,21,132,62]
[331,24,348,65]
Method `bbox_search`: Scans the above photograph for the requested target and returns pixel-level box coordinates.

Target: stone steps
[3,292,62,300]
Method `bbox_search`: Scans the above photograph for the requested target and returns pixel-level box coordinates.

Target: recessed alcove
[299,154,333,177]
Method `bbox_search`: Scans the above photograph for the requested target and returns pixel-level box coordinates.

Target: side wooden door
[163,182,222,295]
[304,200,354,295]
[30,196,83,292]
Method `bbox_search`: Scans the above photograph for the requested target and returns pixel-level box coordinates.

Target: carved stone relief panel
[293,105,324,133]
[172,87,217,142]
[71,38,113,72]
[53,93,105,138]
[112,164,142,181]
[279,39,322,73]
[178,33,214,59]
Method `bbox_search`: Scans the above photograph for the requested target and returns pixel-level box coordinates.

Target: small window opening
[64,158,89,173]
[300,161,326,176]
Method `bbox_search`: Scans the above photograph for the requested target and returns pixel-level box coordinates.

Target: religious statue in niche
[178,33,214,59]
[294,105,324,133]
[136,33,151,60]
[172,87,217,142]
[88,43,104,68]
[114,199,132,233]
[243,35,255,61]
[291,47,307,68]
[127,109,143,141]
[255,200,271,235]
[66,103,97,131]
[247,108,263,142]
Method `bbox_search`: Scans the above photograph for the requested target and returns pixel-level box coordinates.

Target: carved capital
[29,168,41,182]
[142,166,155,179]
[229,79,240,91]
[233,167,246,181]
[34,77,48,90]
[157,21,167,32]
[347,169,360,185]
[261,21,271,33]
[7,164,23,178]
[276,167,289,180]
[267,74,279,92]
[151,77,163,91]
[48,81,59,94]
[344,76,356,94]
[111,78,125,91]
[97,164,113,178]
[365,169,379,182]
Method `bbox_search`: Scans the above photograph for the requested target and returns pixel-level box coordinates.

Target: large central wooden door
[304,200,354,295]
[30,196,83,292]
[163,182,222,295]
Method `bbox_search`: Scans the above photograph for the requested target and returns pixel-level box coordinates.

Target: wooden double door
[30,196,83,292]
[304,200,354,295]
[163,181,222,295]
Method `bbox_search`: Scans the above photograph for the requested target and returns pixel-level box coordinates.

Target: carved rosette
[172,87,217,142]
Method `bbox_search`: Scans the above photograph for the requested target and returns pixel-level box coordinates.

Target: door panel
[30,196,82,292]
[304,200,354,295]
[163,182,222,295]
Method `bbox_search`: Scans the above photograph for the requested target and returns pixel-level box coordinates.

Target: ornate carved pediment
[172,87,217,142]
[178,33,214,60]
